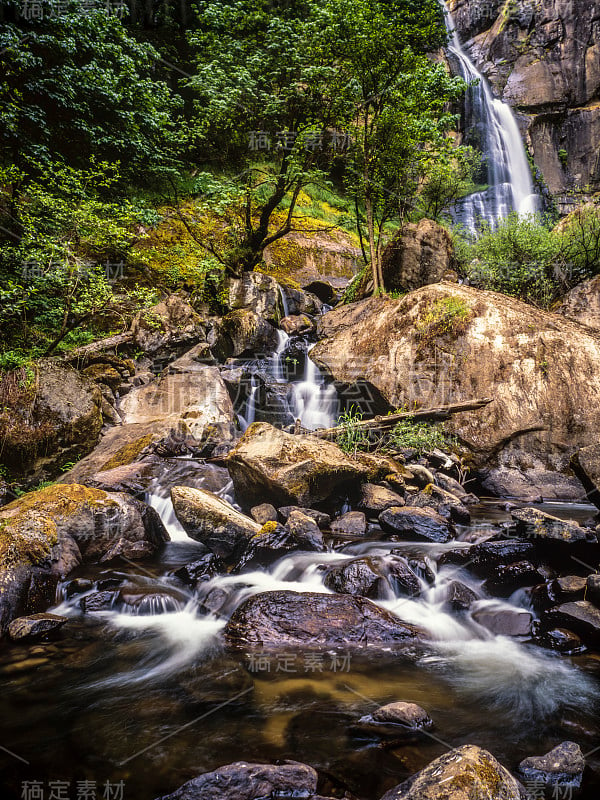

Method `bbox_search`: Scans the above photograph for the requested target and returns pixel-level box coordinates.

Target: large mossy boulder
[227,271,284,324]
[0,483,168,634]
[171,486,260,561]
[226,422,369,507]
[130,293,207,357]
[312,283,600,499]
[381,744,525,800]
[224,590,427,648]
[0,361,102,481]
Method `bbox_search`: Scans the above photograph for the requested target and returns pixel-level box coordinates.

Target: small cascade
[268,329,289,382]
[290,344,338,430]
[239,376,258,432]
[278,285,290,319]
[442,2,540,232]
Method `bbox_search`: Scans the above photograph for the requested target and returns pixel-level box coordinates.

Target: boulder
[571,443,600,509]
[472,607,532,637]
[543,601,600,646]
[557,275,600,332]
[0,483,168,634]
[311,284,600,498]
[330,511,368,536]
[407,484,470,525]
[7,612,68,641]
[236,519,324,572]
[358,483,405,515]
[380,744,524,800]
[131,293,206,356]
[0,361,102,480]
[227,271,283,323]
[281,314,315,336]
[224,590,427,648]
[534,627,586,655]
[458,540,539,576]
[484,562,543,595]
[226,423,369,507]
[587,574,600,605]
[518,742,585,796]
[379,507,454,544]
[510,507,595,544]
[156,760,319,800]
[379,218,454,293]
[445,580,478,611]
[220,309,278,358]
[118,365,235,442]
[550,575,587,602]
[171,487,260,562]
[174,553,224,587]
[324,558,388,598]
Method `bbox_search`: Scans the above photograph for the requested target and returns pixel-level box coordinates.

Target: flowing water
[442,2,541,232]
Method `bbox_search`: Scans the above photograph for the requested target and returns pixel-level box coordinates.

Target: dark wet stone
[324,558,385,597]
[117,583,189,614]
[550,575,587,602]
[174,553,224,586]
[387,557,421,597]
[7,613,68,642]
[534,627,586,654]
[235,517,324,573]
[330,511,368,536]
[472,608,532,636]
[484,561,543,594]
[224,590,427,648]
[510,507,595,544]
[278,506,331,529]
[155,760,318,800]
[379,506,454,544]
[406,555,436,585]
[518,742,585,795]
[250,503,278,525]
[355,701,433,739]
[543,601,600,646]
[79,591,118,612]
[466,540,539,577]
[586,573,600,605]
[528,583,554,613]
[445,580,478,611]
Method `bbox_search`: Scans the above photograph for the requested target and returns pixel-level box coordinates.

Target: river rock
[445,580,478,611]
[381,744,524,800]
[510,508,595,544]
[7,613,68,641]
[174,553,224,586]
[250,503,278,525]
[324,558,388,598]
[543,601,600,646]
[311,284,600,499]
[484,561,543,595]
[407,484,470,525]
[571,443,600,509]
[407,464,435,488]
[518,742,585,796]
[131,293,207,357]
[379,507,454,543]
[281,314,315,336]
[226,423,369,507]
[358,483,405,514]
[473,608,532,637]
[156,760,319,800]
[587,574,600,605]
[534,627,586,655]
[224,590,427,648]
[235,519,324,573]
[0,361,103,480]
[278,506,331,529]
[330,511,368,536]
[220,309,278,358]
[550,575,587,602]
[171,487,260,561]
[434,471,470,499]
[356,701,433,739]
[463,540,540,576]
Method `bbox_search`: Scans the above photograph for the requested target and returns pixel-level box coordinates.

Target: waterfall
[442,2,540,232]
[269,329,289,382]
[290,344,338,430]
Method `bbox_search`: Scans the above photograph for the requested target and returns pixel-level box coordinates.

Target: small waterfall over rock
[291,344,338,430]
[442,2,540,232]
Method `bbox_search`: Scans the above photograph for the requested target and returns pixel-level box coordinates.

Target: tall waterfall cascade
[442,2,540,232]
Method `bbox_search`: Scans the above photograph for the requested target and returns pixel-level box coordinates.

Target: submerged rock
[226,422,369,507]
[379,506,454,544]
[355,701,433,739]
[518,742,585,796]
[380,744,525,800]
[171,486,260,562]
[224,590,427,649]
[7,613,68,642]
[156,760,319,800]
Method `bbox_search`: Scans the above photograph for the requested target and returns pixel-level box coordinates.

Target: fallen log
[308,398,493,440]
[59,332,133,363]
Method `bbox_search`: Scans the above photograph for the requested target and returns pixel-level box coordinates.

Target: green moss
[257,520,279,536]
[99,434,155,471]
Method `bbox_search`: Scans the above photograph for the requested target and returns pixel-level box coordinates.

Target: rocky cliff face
[448,0,600,206]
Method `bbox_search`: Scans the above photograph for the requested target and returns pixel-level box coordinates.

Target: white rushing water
[442,2,540,232]
[291,344,338,430]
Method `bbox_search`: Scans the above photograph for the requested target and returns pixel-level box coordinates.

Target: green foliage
[336,405,370,454]
[415,296,472,354]
[558,149,569,169]
[387,417,456,455]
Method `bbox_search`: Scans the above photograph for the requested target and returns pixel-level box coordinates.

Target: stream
[1,334,599,799]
